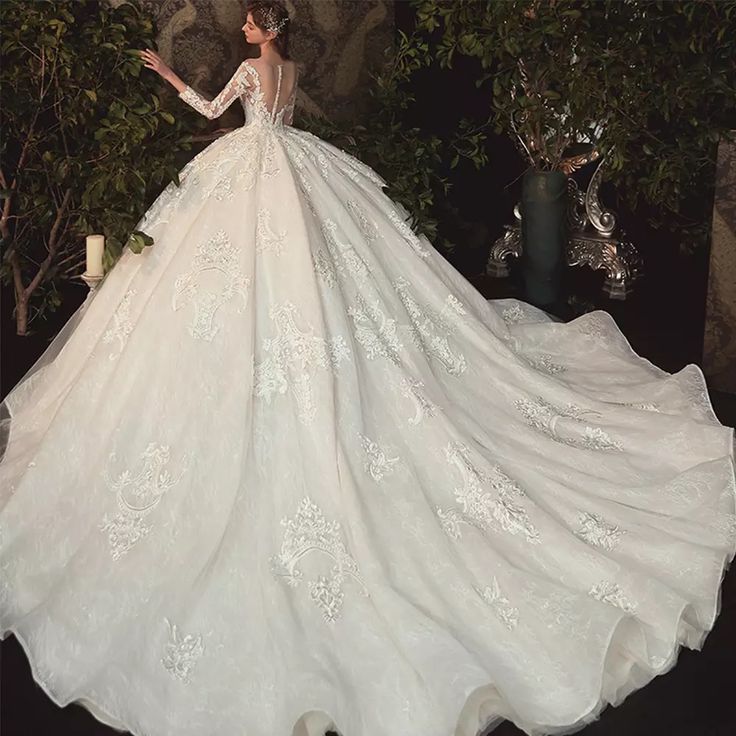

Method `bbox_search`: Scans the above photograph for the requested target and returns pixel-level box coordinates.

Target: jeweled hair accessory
[262,6,289,36]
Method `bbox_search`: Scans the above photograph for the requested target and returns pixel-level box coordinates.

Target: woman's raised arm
[137,49,251,121]
[177,62,251,120]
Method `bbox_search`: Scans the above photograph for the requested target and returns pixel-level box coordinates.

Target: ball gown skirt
[1,63,735,736]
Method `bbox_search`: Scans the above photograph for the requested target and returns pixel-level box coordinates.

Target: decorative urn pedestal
[488,146,644,300]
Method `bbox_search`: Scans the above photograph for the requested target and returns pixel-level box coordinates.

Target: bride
[1,2,734,735]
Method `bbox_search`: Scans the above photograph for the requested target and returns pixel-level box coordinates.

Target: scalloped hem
[5,535,735,736]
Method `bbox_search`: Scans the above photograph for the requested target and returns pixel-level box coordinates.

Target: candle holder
[81,271,104,293]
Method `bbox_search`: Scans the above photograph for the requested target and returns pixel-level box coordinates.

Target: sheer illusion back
[244,61,298,126]
[177,58,299,127]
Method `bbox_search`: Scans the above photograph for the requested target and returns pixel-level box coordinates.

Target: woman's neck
[258,46,284,65]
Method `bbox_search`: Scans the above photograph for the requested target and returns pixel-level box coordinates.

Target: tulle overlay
[1,118,735,736]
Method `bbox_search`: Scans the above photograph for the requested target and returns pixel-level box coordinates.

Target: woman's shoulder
[243,57,297,70]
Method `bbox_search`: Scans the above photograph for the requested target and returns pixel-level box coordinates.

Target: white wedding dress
[1,58,735,736]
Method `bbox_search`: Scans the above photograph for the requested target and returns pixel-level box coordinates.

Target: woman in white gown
[1,2,734,735]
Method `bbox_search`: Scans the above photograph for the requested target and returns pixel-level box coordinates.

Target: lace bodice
[178,59,298,128]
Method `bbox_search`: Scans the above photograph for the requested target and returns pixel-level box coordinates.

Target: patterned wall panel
[110,0,394,129]
[703,136,736,394]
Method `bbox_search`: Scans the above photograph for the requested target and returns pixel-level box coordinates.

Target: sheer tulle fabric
[1,59,735,736]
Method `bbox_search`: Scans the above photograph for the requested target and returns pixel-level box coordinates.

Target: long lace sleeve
[282,66,299,126]
[178,61,251,120]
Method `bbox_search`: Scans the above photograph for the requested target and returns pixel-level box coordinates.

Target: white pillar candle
[85,234,105,277]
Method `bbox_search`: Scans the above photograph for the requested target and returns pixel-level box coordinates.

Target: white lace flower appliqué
[359,431,401,481]
[474,576,520,631]
[320,218,370,285]
[514,395,624,451]
[393,276,468,376]
[574,511,626,551]
[588,580,637,614]
[172,229,251,342]
[102,288,137,360]
[100,442,189,560]
[253,300,351,425]
[161,617,204,684]
[389,372,439,425]
[501,303,526,324]
[387,207,430,259]
[256,207,287,255]
[270,496,370,622]
[348,294,405,366]
[436,440,541,545]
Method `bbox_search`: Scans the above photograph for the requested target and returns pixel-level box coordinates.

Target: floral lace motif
[501,303,526,324]
[347,294,404,366]
[269,496,370,622]
[359,432,401,481]
[436,440,541,545]
[172,229,251,342]
[393,276,467,376]
[389,373,439,425]
[346,199,379,242]
[312,247,338,288]
[100,442,189,560]
[574,511,626,551]
[514,395,624,451]
[102,288,137,360]
[253,301,351,425]
[161,617,204,683]
[588,580,637,614]
[522,353,566,375]
[320,218,370,285]
[617,400,661,412]
[387,208,430,258]
[256,207,287,255]
[474,576,520,630]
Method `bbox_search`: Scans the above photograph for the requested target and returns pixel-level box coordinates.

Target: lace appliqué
[253,301,350,425]
[102,288,137,359]
[617,400,661,412]
[269,496,369,622]
[359,432,401,481]
[575,312,614,343]
[387,208,430,258]
[281,136,313,194]
[161,617,204,683]
[393,276,467,376]
[515,396,624,451]
[320,218,370,285]
[346,199,379,242]
[436,440,541,545]
[575,511,626,550]
[100,443,189,560]
[588,580,637,614]
[523,353,566,375]
[312,247,337,288]
[137,181,187,232]
[474,577,519,630]
[172,229,251,342]
[389,372,439,425]
[256,207,287,255]
[347,294,404,366]
[502,303,526,324]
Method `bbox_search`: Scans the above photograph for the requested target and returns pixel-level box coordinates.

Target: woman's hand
[138,48,173,80]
